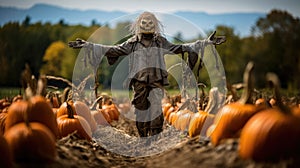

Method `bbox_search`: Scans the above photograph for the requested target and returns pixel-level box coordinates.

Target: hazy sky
[1,0,300,17]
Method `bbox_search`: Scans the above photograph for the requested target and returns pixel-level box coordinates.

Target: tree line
[0,9,299,93]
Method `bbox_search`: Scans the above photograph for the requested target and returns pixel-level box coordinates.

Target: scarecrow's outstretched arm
[68,38,92,49]
[208,31,226,45]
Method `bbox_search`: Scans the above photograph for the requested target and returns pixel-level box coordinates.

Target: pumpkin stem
[66,102,75,119]
[170,96,176,107]
[36,75,47,96]
[24,84,33,101]
[266,73,291,114]
[62,87,72,103]
[198,83,207,110]
[204,87,219,114]
[238,62,254,104]
[90,96,103,110]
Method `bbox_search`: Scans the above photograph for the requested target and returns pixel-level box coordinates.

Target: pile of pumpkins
[0,90,119,166]
[162,62,300,161]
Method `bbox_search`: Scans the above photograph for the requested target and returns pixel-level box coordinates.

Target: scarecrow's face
[139,17,155,34]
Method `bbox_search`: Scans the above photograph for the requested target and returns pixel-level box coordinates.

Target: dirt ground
[14,114,300,168]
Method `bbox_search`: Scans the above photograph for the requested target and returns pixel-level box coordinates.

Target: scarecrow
[69,11,225,137]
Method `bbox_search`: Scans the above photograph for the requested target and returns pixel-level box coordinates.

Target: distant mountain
[0,4,265,37]
[0,4,127,26]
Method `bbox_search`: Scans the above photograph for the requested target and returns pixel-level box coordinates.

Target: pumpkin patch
[239,73,300,161]
[1,63,300,167]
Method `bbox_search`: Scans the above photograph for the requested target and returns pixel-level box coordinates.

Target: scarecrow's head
[131,11,162,36]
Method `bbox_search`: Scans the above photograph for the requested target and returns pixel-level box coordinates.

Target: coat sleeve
[161,37,207,70]
[93,41,133,65]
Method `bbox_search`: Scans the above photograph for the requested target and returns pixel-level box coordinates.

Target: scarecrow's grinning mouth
[140,26,154,31]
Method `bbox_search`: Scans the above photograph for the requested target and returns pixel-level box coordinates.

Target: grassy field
[0,87,184,100]
[0,87,22,98]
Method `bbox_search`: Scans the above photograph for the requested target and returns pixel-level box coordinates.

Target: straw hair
[130,11,163,36]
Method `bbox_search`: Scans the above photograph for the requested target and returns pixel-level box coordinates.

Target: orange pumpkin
[0,112,7,135]
[173,110,194,131]
[46,92,60,108]
[166,105,178,124]
[292,105,300,117]
[163,95,181,122]
[12,95,23,103]
[5,100,28,132]
[5,96,59,138]
[0,98,10,111]
[239,73,300,161]
[57,102,92,140]
[0,134,13,168]
[255,98,271,110]
[170,110,183,127]
[4,122,57,163]
[210,62,261,146]
[188,87,219,138]
[57,100,97,132]
[91,109,110,126]
[162,102,172,116]
[56,101,75,117]
[102,104,119,121]
[168,111,176,124]
[27,95,59,138]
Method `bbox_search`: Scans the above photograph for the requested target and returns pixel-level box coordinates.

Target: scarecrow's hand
[68,38,91,49]
[208,31,226,45]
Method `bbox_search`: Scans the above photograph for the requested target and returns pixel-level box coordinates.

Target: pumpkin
[27,95,59,138]
[5,96,59,138]
[91,109,110,126]
[102,104,119,121]
[206,124,216,137]
[239,73,300,161]
[4,122,57,163]
[46,92,60,108]
[56,101,75,117]
[99,95,120,121]
[209,62,261,146]
[12,95,23,103]
[0,112,7,135]
[0,98,10,111]
[0,134,13,168]
[170,110,184,127]
[90,96,112,124]
[166,105,178,124]
[57,100,97,132]
[188,87,219,138]
[255,98,271,110]
[292,105,300,117]
[57,102,92,140]
[173,109,194,131]
[168,111,177,124]
[163,102,172,116]
[74,101,97,132]
[162,95,181,122]
[5,100,29,132]
[162,95,181,115]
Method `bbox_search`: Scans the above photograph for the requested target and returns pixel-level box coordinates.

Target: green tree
[214,26,243,84]
[40,41,66,76]
[22,16,31,27]
[251,10,300,90]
